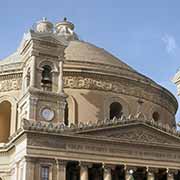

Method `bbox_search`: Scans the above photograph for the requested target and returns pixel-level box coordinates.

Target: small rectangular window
[41,166,49,180]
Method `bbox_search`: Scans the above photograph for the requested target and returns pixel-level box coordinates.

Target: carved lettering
[0,78,22,92]
[64,75,175,114]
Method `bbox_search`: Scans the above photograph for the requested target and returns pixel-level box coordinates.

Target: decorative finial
[55,17,79,40]
[36,17,53,33]
[42,17,47,22]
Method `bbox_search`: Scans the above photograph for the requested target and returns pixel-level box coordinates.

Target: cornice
[20,116,180,143]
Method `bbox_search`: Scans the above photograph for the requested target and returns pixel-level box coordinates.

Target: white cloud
[162,34,177,55]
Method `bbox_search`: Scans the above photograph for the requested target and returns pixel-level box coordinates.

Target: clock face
[41,108,55,121]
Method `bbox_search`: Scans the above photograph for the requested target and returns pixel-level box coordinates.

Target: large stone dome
[65,40,134,71]
[63,40,178,128]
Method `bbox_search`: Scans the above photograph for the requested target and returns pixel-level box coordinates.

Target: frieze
[0,78,22,92]
[27,132,180,162]
[66,143,180,162]
[63,75,176,114]
[27,134,66,149]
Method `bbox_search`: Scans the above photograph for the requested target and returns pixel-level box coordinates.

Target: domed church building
[0,17,180,180]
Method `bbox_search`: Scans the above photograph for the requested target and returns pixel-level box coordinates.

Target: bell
[42,76,52,84]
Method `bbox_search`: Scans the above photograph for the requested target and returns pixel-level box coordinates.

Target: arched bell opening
[0,101,11,143]
[41,65,52,91]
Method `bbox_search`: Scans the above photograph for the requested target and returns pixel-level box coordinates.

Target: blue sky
[1,0,180,122]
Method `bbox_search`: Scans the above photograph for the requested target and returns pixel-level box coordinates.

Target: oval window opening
[152,112,160,121]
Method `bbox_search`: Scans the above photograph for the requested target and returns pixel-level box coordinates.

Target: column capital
[124,165,137,172]
[146,167,159,174]
[24,156,37,163]
[103,163,115,170]
[56,159,68,166]
[166,168,178,174]
[166,168,178,179]
[79,161,92,168]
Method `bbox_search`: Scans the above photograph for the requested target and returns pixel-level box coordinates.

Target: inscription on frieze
[66,143,180,162]
[28,135,66,149]
[28,134,180,162]
[63,75,174,113]
[0,78,22,92]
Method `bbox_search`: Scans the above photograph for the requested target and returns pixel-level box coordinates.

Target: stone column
[167,169,177,180]
[146,168,157,180]
[80,162,91,180]
[124,166,136,180]
[167,173,174,180]
[58,60,64,93]
[103,165,112,180]
[56,160,67,180]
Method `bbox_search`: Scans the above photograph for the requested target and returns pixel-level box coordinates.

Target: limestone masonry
[0,17,180,180]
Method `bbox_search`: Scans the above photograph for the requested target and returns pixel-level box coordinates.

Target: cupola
[55,17,79,40]
[36,17,53,33]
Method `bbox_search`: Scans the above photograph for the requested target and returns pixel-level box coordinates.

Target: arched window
[0,101,11,143]
[152,112,160,121]
[41,65,52,91]
[110,102,123,119]
[64,102,69,126]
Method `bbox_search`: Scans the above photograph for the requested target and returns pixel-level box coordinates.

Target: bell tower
[18,18,67,127]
